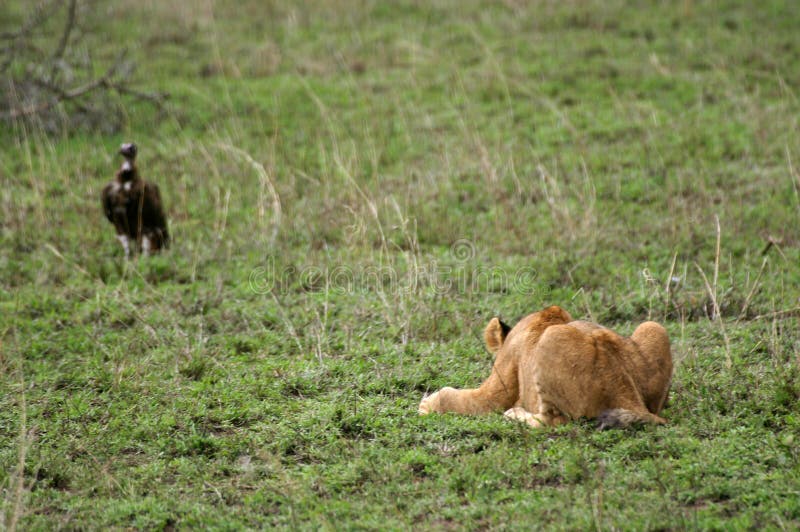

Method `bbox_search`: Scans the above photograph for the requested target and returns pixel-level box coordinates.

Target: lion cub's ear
[484,317,511,355]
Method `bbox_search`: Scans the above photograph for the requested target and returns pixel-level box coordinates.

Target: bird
[101,142,169,257]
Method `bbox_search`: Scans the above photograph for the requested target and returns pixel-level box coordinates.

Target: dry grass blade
[737,256,768,322]
[695,262,732,368]
[787,144,800,213]
[44,242,101,283]
[270,293,304,354]
[216,142,282,246]
[663,251,678,319]
[712,214,721,306]
[2,335,33,532]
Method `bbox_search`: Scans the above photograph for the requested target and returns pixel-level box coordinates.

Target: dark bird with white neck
[101,142,170,257]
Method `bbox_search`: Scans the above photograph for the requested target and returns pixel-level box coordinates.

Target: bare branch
[0,0,60,72]
[107,82,169,108]
[50,0,77,70]
[3,52,122,119]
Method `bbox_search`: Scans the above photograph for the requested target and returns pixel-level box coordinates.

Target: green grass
[2,0,800,528]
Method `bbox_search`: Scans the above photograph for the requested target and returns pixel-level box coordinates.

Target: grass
[2,0,800,528]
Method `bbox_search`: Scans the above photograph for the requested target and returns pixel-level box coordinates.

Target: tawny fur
[418,306,673,430]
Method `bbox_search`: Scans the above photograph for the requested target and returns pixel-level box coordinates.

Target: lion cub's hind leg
[596,408,667,430]
[503,407,568,428]
[535,402,570,427]
[504,407,543,428]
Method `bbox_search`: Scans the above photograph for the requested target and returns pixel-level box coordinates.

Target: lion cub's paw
[503,407,544,428]
[418,391,441,415]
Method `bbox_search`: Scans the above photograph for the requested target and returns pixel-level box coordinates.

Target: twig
[29,73,92,114]
[760,235,787,260]
[107,82,169,108]
[750,307,800,321]
[50,0,77,73]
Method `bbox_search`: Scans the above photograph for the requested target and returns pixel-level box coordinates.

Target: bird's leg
[142,235,152,257]
[117,234,131,258]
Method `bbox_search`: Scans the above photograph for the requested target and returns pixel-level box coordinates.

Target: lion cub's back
[566,320,606,335]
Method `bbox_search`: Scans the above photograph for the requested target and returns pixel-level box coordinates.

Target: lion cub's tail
[597,409,667,430]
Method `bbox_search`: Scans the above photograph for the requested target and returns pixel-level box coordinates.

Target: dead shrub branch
[1,0,167,132]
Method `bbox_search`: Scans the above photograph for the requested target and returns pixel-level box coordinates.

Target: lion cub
[418,306,672,429]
